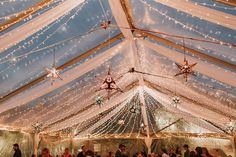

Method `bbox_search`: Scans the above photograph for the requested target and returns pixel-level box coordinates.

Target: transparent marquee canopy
[0,0,235,140]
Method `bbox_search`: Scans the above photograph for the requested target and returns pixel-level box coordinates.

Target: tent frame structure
[0,0,236,156]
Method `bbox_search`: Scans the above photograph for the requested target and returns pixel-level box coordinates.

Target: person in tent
[85,150,94,157]
[77,145,87,157]
[189,151,195,157]
[40,148,53,157]
[194,147,202,157]
[201,147,213,157]
[175,147,182,157]
[13,143,21,157]
[115,144,127,157]
[137,151,145,157]
[161,148,169,157]
[183,144,190,157]
[62,148,72,157]
[169,148,176,157]
[107,151,113,157]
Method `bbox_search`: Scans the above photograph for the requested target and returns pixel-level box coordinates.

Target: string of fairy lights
[37,57,129,129]
[0,0,114,65]
[145,91,219,135]
[0,11,116,96]
[194,2,236,10]
[193,1,236,11]
[0,1,87,63]
[91,98,132,138]
[90,93,138,138]
[66,102,122,137]
[110,104,133,137]
[0,46,125,125]
[141,40,235,110]
[44,65,133,134]
[137,0,235,49]
[0,0,40,5]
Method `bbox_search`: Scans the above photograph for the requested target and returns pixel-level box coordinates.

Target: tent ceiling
[0,0,235,139]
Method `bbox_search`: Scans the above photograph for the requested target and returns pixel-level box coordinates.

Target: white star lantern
[45,66,63,85]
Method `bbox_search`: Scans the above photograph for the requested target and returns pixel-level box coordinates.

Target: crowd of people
[12,143,233,157]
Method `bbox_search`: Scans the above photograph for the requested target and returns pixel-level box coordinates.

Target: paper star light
[100,20,111,29]
[175,58,197,82]
[172,96,180,107]
[95,96,104,106]
[118,120,125,125]
[226,119,235,134]
[45,66,63,85]
[95,67,123,99]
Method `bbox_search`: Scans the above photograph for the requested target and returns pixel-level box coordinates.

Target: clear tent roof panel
[190,0,236,15]
[130,0,236,65]
[0,0,65,33]
[0,0,121,97]
[0,0,42,20]
[138,42,236,108]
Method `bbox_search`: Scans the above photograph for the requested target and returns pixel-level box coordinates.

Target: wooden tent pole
[144,138,153,154]
[33,133,40,157]
[231,136,236,157]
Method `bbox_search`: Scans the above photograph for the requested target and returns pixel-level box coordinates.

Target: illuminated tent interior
[0,0,235,156]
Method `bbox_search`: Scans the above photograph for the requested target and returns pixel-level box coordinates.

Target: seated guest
[62,148,72,157]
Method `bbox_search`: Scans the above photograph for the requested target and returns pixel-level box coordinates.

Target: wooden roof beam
[0,0,55,32]
[213,0,236,7]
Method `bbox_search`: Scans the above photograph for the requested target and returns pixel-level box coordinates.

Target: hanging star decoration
[175,57,197,82]
[171,96,180,107]
[45,49,63,85]
[95,96,104,106]
[32,122,42,134]
[100,20,111,29]
[45,66,63,85]
[129,105,140,114]
[140,122,147,133]
[118,120,125,125]
[175,39,197,82]
[95,67,123,100]
[226,119,235,134]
